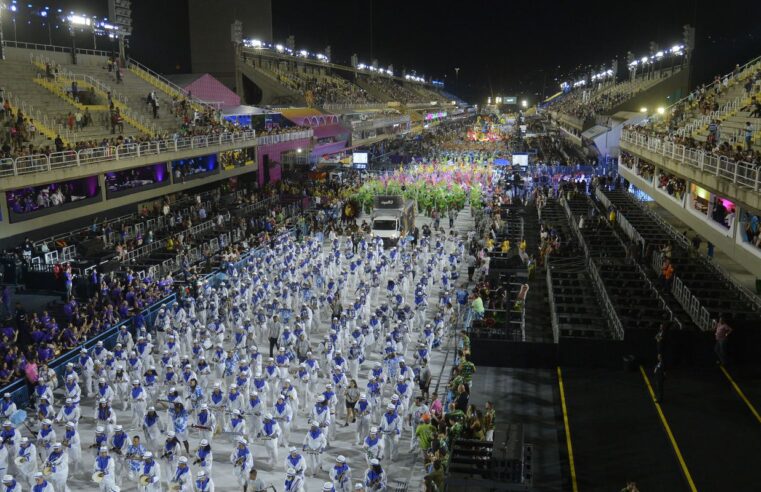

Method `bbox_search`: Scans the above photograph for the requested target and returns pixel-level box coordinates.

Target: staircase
[0,58,143,144]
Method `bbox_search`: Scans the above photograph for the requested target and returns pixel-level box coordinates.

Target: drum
[92,471,105,483]
[139,474,152,486]
[168,483,181,492]
[14,456,27,466]
[42,465,53,476]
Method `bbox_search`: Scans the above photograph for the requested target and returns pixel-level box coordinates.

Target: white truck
[371,195,415,247]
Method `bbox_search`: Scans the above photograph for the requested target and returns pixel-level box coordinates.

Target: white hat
[323,483,334,491]
[178,456,188,464]
[387,404,395,410]
[355,484,364,490]
[287,467,296,476]
[33,472,43,479]
[370,458,380,465]
[96,426,104,433]
[370,426,378,433]
[42,419,52,425]
[132,379,140,385]
[98,378,106,384]
[53,442,62,449]
[143,452,153,459]
[99,446,108,452]
[236,436,247,444]
[359,393,367,399]
[200,404,208,410]
[166,431,176,437]
[114,425,123,431]
[265,413,273,420]
[20,437,29,444]
[197,470,206,477]
[66,422,76,428]
[200,439,208,446]
[336,455,346,463]
[2,476,12,483]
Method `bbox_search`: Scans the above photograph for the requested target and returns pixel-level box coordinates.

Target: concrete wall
[0,162,258,241]
[618,164,761,278]
[613,68,690,114]
[188,0,272,89]
[620,140,761,214]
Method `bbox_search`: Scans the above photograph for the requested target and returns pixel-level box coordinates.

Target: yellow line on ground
[719,365,761,424]
[556,367,579,492]
[639,365,698,492]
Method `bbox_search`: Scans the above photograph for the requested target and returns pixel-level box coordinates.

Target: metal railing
[621,130,761,192]
[2,39,113,58]
[586,256,625,340]
[651,250,713,331]
[545,265,561,343]
[0,130,263,178]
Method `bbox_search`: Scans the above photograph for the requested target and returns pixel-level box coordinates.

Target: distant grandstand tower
[188,0,272,88]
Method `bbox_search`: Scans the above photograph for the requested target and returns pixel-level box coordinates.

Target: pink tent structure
[166,73,240,108]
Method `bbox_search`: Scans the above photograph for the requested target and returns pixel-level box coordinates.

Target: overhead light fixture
[657,107,665,114]
[640,107,647,113]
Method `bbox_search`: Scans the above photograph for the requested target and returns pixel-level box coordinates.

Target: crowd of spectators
[548,78,658,120]
[0,179,304,388]
[657,172,686,200]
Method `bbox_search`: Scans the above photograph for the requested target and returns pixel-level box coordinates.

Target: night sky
[4,0,761,103]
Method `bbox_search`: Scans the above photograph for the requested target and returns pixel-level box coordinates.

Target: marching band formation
[0,222,468,492]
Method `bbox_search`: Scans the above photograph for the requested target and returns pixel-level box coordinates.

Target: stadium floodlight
[67,14,91,26]
[640,107,647,113]
[275,44,284,52]
[657,107,665,115]
[640,56,648,64]
[299,49,308,57]
[358,63,366,70]
[521,100,528,108]
[249,39,263,48]
[655,51,664,58]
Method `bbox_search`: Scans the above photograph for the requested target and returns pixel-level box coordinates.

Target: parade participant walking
[137,452,161,492]
[230,437,254,489]
[330,455,352,492]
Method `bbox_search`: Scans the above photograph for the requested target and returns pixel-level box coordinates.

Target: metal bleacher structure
[469,204,530,342]
[617,52,761,282]
[236,43,458,110]
[595,188,761,335]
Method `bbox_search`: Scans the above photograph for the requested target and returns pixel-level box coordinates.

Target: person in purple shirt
[118,301,130,320]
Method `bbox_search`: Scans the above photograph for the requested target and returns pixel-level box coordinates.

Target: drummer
[16,437,37,489]
[92,446,116,492]
[194,469,215,492]
[1,474,20,492]
[32,472,54,492]
[36,420,55,460]
[1,421,20,458]
[170,456,193,492]
[46,442,68,492]
[0,395,16,421]
[137,451,161,492]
